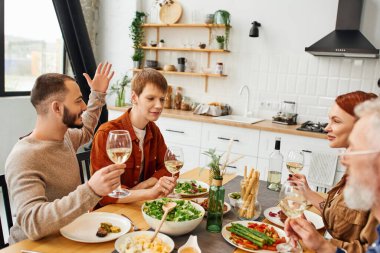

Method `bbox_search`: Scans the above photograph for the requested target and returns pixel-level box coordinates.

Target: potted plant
[132,49,144,69]
[109,73,131,107]
[130,11,146,67]
[158,39,165,47]
[216,35,225,50]
[202,149,223,185]
[214,10,231,50]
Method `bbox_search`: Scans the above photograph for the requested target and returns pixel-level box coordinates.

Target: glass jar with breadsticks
[235,166,261,220]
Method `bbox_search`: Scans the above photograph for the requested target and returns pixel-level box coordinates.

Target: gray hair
[355,97,380,148]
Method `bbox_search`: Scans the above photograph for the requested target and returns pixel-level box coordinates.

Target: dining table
[0,168,323,253]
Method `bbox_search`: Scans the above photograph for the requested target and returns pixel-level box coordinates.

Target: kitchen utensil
[272,101,298,125]
[150,202,177,242]
[120,213,140,231]
[163,64,176,71]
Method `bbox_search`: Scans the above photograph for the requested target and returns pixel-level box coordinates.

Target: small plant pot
[158,42,165,48]
[217,42,224,50]
[133,61,141,69]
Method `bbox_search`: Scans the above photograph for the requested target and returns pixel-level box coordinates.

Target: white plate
[263,206,325,230]
[222,220,287,253]
[60,212,131,243]
[174,179,209,197]
[191,197,231,215]
[114,231,175,253]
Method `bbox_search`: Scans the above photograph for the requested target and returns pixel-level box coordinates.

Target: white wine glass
[286,150,304,174]
[106,130,132,198]
[277,181,306,253]
[164,146,184,198]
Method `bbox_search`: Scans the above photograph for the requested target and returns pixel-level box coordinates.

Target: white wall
[97,0,380,123]
[0,97,36,174]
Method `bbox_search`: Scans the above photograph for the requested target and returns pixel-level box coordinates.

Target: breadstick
[244,166,247,180]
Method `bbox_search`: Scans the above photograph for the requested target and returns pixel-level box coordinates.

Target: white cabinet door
[156,117,202,147]
[199,148,257,177]
[201,123,260,157]
[108,109,124,120]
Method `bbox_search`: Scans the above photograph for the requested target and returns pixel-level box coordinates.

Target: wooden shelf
[133,68,227,78]
[142,46,229,53]
[142,23,231,28]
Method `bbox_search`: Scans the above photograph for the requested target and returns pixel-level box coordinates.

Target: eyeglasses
[339,149,380,157]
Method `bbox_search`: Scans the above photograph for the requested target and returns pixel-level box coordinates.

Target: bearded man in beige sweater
[5,62,125,244]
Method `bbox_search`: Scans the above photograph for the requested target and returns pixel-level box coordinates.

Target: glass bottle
[267,137,283,192]
[206,175,225,233]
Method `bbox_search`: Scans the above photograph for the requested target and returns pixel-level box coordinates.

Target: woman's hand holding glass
[106,130,132,198]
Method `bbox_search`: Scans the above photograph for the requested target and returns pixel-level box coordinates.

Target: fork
[120,213,140,231]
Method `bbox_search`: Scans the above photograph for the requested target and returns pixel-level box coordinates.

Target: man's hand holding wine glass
[88,164,126,196]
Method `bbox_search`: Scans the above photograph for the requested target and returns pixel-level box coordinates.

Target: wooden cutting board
[159,1,182,24]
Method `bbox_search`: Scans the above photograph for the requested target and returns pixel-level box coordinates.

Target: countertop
[108,106,327,140]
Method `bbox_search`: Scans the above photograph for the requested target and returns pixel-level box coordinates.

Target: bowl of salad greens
[142,198,205,236]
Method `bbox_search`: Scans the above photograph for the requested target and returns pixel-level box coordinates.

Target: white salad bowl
[141,198,205,236]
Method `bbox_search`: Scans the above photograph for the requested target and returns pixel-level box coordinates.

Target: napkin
[308,151,338,190]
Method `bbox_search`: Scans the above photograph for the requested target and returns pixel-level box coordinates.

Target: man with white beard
[284,97,380,253]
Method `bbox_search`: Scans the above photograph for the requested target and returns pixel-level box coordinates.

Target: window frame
[0,0,65,97]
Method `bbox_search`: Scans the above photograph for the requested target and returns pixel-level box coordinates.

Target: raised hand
[83,62,115,93]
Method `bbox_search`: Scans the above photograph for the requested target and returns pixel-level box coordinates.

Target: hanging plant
[129,11,147,62]
[214,10,231,50]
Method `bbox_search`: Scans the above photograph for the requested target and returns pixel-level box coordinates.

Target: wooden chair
[0,175,13,248]
[76,150,91,184]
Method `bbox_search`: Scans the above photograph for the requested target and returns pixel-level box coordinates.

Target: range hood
[305,0,379,58]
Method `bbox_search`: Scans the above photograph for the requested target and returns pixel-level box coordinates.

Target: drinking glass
[276,181,306,253]
[286,150,304,174]
[164,146,184,198]
[106,130,132,198]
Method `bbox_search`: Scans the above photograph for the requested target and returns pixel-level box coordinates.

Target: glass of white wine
[164,146,184,198]
[106,130,132,198]
[276,181,306,253]
[286,150,304,174]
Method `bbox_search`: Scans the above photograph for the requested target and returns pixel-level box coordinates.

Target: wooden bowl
[163,64,176,71]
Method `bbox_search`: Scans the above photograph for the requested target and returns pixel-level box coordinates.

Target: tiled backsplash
[166,54,380,124]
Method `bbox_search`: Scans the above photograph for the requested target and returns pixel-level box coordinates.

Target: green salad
[143,198,202,221]
[174,180,207,194]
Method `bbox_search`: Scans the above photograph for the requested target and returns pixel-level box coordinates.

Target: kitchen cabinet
[156,117,202,173]
[136,23,230,92]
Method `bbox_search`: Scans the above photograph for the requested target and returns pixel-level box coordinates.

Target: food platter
[263,206,324,230]
[115,231,175,253]
[60,212,131,243]
[174,179,209,197]
[222,221,288,253]
[191,197,231,215]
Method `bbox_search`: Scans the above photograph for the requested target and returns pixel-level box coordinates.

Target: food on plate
[229,192,241,200]
[175,180,207,195]
[268,210,288,223]
[227,222,286,251]
[192,198,227,212]
[143,198,202,222]
[96,222,121,237]
[239,169,260,219]
[118,234,171,253]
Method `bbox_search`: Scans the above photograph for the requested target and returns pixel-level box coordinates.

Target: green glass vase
[206,176,225,233]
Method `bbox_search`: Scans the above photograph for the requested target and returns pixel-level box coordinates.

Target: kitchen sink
[214,115,264,124]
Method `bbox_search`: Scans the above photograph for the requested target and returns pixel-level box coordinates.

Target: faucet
[239,85,250,117]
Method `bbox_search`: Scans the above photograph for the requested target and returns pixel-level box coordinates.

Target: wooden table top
[1,168,318,253]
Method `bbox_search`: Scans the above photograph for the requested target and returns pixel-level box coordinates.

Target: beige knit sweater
[5,91,105,244]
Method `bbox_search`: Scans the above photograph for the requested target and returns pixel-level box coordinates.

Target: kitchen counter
[108,106,327,140]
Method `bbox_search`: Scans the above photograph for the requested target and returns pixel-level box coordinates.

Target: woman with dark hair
[290,91,378,253]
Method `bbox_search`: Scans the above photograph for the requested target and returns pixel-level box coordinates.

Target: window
[1,0,64,96]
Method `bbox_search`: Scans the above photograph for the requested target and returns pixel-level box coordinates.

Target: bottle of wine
[267,137,283,191]
[206,176,225,233]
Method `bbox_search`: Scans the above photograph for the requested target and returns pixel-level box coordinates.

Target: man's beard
[344,177,375,211]
[62,106,83,129]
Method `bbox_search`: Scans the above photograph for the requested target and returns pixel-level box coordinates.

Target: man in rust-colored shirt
[91,69,176,206]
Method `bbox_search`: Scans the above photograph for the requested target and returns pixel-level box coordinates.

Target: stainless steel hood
[305,0,379,58]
